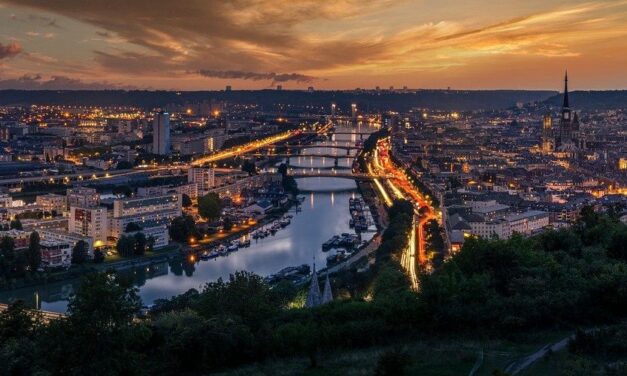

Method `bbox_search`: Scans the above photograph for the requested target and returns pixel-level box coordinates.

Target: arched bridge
[249,153,357,159]
[288,170,388,180]
[261,143,362,151]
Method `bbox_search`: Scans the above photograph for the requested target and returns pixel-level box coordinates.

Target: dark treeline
[356,128,389,173]
[0,89,554,111]
[544,90,627,109]
[1,205,626,375]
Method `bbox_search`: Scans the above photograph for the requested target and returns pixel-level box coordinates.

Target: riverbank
[0,243,183,292]
[184,197,299,254]
[318,180,388,276]
[0,201,298,292]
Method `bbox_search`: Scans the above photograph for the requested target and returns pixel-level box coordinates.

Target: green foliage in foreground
[0,208,626,375]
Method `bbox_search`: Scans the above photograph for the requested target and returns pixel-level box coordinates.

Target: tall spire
[305,257,321,308]
[321,272,333,304]
[563,70,569,109]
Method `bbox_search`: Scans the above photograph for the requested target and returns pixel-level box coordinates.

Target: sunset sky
[0,0,626,90]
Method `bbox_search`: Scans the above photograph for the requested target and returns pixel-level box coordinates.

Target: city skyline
[1,0,627,90]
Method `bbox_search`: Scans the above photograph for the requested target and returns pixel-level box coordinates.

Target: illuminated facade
[188,167,216,192]
[109,194,181,240]
[68,206,108,246]
[541,114,555,153]
[66,187,100,209]
[36,194,67,213]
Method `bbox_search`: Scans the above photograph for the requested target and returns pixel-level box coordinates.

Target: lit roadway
[190,129,305,167]
[374,138,435,290]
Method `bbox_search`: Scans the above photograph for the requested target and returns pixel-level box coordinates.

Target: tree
[181,193,192,208]
[116,235,136,257]
[71,240,89,265]
[41,272,146,375]
[198,193,222,221]
[277,163,288,176]
[282,175,298,195]
[222,217,233,231]
[27,231,42,271]
[116,161,133,170]
[93,249,105,263]
[169,215,199,243]
[125,222,142,232]
[447,177,462,190]
[146,236,155,253]
[195,271,279,330]
[0,236,16,278]
[133,232,147,256]
[0,301,42,375]
[374,348,412,376]
[9,218,22,230]
[241,160,257,175]
[112,185,133,197]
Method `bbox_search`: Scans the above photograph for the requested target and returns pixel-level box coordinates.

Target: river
[0,124,376,312]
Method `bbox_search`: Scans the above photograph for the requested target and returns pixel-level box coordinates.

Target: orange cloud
[0,41,21,59]
[0,0,626,89]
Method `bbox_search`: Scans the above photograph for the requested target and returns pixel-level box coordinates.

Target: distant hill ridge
[0,89,557,111]
[543,90,627,110]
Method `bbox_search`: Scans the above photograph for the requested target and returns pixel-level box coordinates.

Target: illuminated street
[374,138,436,290]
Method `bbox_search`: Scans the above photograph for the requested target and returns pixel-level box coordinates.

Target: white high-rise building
[67,187,99,209]
[108,194,181,240]
[68,206,108,247]
[153,111,171,155]
[188,167,216,192]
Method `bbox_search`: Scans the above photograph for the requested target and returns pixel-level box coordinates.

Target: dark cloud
[0,74,139,90]
[195,70,316,84]
[0,0,393,75]
[0,41,22,60]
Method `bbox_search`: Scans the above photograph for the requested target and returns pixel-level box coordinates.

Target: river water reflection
[0,126,376,312]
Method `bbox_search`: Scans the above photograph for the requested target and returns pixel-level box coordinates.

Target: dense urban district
[0,77,626,375]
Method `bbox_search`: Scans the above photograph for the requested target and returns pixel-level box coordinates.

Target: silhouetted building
[153,111,171,155]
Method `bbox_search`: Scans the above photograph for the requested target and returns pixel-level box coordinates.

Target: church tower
[541,114,555,153]
[558,71,573,146]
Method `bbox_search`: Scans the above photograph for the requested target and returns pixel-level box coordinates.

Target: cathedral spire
[321,272,333,304]
[563,70,569,109]
[305,258,321,308]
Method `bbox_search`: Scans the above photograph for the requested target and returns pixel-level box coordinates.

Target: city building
[68,206,108,247]
[0,193,11,208]
[66,187,100,209]
[108,194,181,240]
[0,229,30,250]
[552,72,587,156]
[541,114,555,153]
[40,230,94,255]
[40,239,72,268]
[125,224,169,249]
[36,194,67,214]
[152,111,171,155]
[188,167,216,192]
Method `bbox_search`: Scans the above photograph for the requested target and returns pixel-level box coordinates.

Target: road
[372,138,436,289]
[190,129,305,167]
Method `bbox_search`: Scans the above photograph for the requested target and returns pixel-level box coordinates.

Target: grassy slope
[215,331,574,376]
